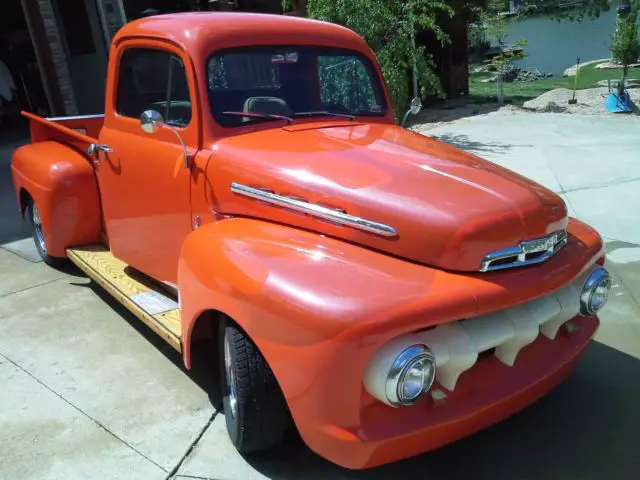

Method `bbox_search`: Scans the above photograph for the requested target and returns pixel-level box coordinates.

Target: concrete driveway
[1,113,639,479]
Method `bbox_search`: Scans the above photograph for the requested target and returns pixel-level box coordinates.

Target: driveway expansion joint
[0,275,70,299]
[0,350,168,473]
[170,475,219,480]
[165,411,218,480]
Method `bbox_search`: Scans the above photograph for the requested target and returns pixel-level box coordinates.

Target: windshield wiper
[222,111,293,124]
[293,111,355,121]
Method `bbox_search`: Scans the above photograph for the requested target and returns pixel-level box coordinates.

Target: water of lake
[507,8,618,75]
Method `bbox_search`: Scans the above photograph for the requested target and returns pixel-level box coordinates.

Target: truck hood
[210,122,568,272]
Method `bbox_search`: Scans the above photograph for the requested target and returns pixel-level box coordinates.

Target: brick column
[21,0,79,116]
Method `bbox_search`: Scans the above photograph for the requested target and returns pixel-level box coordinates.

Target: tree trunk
[497,66,505,104]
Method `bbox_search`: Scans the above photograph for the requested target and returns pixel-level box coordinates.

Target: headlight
[385,345,436,407]
[580,267,611,315]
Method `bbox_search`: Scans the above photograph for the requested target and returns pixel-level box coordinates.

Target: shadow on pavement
[243,342,639,480]
[408,98,505,128]
[78,279,221,408]
[429,133,529,156]
[0,125,30,245]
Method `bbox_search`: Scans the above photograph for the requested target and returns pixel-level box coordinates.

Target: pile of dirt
[523,87,640,115]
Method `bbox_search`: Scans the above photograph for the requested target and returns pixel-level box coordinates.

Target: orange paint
[11,141,102,257]
[177,216,602,468]
[11,12,606,469]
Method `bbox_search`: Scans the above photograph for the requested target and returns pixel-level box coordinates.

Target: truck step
[66,245,182,351]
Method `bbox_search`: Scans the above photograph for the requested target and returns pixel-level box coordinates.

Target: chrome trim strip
[230,182,398,237]
[479,230,568,272]
[45,114,105,121]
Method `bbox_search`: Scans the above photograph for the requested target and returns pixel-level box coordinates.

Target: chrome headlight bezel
[580,267,611,315]
[385,344,436,407]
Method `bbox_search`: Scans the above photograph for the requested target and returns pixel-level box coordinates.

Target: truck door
[95,41,199,284]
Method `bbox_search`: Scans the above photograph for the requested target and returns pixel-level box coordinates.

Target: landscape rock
[563,58,609,77]
[595,61,640,70]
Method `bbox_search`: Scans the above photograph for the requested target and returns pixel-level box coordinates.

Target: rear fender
[11,141,101,256]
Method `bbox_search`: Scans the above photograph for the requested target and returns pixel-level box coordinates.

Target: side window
[318,56,379,113]
[166,56,192,127]
[117,48,192,128]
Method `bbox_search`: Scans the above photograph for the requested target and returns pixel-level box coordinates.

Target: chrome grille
[479,230,568,272]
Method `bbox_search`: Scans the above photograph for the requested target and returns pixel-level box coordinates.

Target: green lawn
[469,63,640,104]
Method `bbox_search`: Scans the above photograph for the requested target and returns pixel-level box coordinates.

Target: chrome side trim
[45,113,105,121]
[479,230,568,272]
[230,182,398,238]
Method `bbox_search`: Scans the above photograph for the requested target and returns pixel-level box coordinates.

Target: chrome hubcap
[32,204,46,254]
[224,334,238,419]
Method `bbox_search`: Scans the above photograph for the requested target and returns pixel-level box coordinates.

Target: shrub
[610,8,640,77]
[306,0,454,120]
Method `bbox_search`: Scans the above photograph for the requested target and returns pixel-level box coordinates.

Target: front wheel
[26,199,64,267]
[219,318,289,453]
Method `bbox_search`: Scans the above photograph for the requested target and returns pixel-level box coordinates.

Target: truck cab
[11,12,611,470]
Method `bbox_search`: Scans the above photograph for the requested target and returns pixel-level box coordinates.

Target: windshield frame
[205,45,389,129]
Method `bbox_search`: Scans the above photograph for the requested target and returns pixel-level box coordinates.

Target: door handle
[87,143,113,169]
[96,144,113,154]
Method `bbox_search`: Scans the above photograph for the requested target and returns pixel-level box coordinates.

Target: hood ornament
[480,230,568,272]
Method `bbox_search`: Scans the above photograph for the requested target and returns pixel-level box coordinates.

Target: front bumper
[297,314,598,470]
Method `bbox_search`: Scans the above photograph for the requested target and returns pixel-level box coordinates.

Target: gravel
[408,86,640,135]
[407,100,521,132]
[522,87,640,115]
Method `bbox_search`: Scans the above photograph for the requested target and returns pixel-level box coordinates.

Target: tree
[481,1,528,103]
[306,0,455,119]
[610,5,640,81]
[519,0,612,20]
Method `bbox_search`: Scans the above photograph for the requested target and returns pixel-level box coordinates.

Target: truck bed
[22,111,104,152]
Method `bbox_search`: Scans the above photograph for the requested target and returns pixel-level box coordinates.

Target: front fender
[177,217,603,460]
[178,217,454,374]
[178,218,472,427]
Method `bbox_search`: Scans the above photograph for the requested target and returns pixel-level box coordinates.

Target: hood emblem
[230,182,398,238]
[480,230,568,272]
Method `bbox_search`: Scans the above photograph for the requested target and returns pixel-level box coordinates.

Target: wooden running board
[66,245,182,351]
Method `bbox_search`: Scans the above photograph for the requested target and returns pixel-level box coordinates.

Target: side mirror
[139,109,190,170]
[140,110,164,134]
[401,97,422,128]
[409,97,422,115]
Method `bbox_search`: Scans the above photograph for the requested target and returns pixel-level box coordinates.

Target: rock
[595,61,640,70]
[595,79,640,88]
[563,58,610,77]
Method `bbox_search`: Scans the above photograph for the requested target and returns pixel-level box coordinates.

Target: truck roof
[113,12,370,59]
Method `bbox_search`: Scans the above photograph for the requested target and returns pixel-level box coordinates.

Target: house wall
[19,0,466,116]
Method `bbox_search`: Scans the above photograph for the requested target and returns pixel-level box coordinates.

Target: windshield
[206,46,387,128]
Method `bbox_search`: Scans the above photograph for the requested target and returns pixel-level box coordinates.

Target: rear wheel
[26,199,64,267]
[219,318,289,453]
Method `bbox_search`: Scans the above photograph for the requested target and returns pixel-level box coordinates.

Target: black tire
[219,318,289,453]
[26,199,65,267]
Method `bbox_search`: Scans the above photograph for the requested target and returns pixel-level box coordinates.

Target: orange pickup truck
[11,12,611,470]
